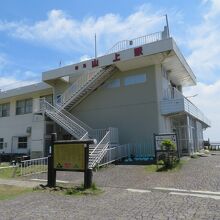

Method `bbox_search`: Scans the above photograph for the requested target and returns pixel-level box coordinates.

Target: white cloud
[0,77,37,91]
[186,0,220,83]
[182,0,220,141]
[80,55,91,62]
[0,52,40,90]
[184,81,220,141]
[204,0,220,19]
[0,6,166,56]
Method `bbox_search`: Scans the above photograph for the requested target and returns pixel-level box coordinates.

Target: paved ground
[0,153,220,220]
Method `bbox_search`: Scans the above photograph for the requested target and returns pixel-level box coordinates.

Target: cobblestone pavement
[28,153,220,191]
[0,153,220,220]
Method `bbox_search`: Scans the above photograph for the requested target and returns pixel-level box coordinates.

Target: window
[18,137,28,149]
[16,99,33,115]
[0,138,3,149]
[56,95,62,105]
[105,79,120,89]
[0,103,10,117]
[124,74,147,86]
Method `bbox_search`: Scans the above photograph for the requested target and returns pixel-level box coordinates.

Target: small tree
[160,139,176,151]
[160,139,177,169]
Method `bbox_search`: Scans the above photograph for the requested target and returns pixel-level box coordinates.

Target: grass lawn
[34,183,103,196]
[0,165,47,179]
[0,167,20,179]
[145,160,186,172]
[0,163,11,168]
[0,184,31,200]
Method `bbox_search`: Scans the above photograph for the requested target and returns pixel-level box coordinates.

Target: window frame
[105,79,120,89]
[17,136,28,149]
[56,94,62,105]
[0,103,10,117]
[124,73,147,86]
[0,138,4,149]
[16,99,33,115]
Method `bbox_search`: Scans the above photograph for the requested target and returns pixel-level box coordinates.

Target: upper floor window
[105,79,120,89]
[16,99,33,115]
[18,136,28,149]
[124,73,147,86]
[0,103,10,117]
[0,138,4,149]
[56,95,62,105]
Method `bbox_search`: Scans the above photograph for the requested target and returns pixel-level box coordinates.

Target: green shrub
[160,139,176,151]
[159,139,178,169]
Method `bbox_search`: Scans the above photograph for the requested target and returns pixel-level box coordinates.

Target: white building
[0,83,52,158]
[0,26,210,165]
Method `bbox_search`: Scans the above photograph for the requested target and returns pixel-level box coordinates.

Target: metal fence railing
[208,143,220,151]
[99,142,154,167]
[20,157,48,176]
[106,31,163,55]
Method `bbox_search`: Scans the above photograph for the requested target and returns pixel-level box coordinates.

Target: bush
[160,139,176,151]
[158,139,178,169]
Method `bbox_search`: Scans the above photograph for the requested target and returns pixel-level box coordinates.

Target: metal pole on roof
[95,33,97,58]
[165,14,170,37]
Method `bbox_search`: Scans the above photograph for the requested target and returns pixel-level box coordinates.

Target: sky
[0,0,219,141]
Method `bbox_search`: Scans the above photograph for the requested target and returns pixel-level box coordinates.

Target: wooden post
[84,144,93,189]
[47,133,57,187]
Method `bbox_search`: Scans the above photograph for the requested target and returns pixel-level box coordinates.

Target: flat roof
[42,37,196,87]
[0,82,52,100]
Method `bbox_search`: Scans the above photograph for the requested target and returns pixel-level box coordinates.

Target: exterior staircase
[56,65,118,111]
[40,65,119,168]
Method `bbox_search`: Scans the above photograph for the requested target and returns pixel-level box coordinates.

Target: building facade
[0,27,210,161]
[0,83,53,158]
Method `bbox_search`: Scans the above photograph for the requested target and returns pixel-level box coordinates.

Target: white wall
[0,90,51,155]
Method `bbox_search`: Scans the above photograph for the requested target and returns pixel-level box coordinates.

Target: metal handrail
[90,131,110,156]
[20,157,48,176]
[56,65,117,109]
[106,31,162,54]
[91,145,108,167]
[59,107,93,134]
[89,131,110,168]
[171,88,211,126]
[80,132,89,140]
[41,99,88,138]
[56,67,102,106]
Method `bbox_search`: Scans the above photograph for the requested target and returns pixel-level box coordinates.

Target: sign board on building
[53,143,85,171]
[154,133,177,151]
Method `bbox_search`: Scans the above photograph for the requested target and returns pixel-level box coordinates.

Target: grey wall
[71,65,160,145]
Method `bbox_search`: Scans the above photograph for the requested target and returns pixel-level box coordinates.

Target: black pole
[84,144,93,189]
[47,133,57,187]
[165,14,170,37]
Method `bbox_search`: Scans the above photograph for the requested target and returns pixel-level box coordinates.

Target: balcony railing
[160,88,211,127]
[106,31,163,55]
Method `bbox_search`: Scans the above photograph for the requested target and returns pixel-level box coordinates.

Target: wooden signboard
[53,143,85,171]
[48,138,95,189]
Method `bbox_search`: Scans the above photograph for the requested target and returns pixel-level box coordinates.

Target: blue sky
[0,0,220,141]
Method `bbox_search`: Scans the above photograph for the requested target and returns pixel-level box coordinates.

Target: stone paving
[0,153,220,220]
[28,153,220,191]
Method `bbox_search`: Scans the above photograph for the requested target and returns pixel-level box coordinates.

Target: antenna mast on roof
[95,33,97,58]
[165,14,170,37]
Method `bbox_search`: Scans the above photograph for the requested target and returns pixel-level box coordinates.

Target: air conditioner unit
[26,127,32,134]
